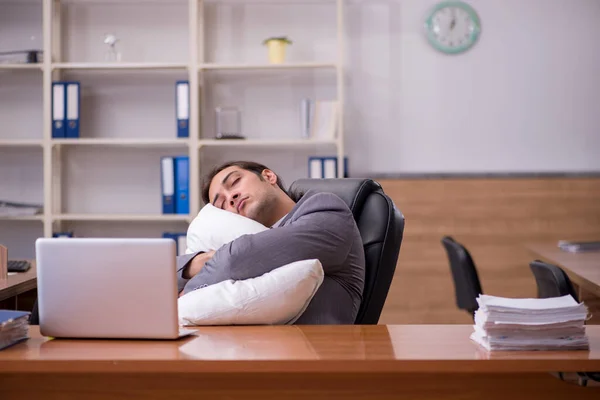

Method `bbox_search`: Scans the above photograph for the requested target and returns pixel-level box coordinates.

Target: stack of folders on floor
[0,310,30,351]
[470,295,589,351]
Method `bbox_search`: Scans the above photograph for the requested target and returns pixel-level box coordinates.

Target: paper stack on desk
[0,310,30,351]
[470,295,589,351]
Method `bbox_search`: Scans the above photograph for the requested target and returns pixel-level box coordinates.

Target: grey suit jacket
[176,190,366,324]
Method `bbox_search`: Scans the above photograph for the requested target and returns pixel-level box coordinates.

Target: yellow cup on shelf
[263,37,292,64]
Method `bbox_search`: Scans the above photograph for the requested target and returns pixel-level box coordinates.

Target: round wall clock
[424,1,481,54]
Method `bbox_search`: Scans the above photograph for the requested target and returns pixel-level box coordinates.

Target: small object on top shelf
[263,36,292,64]
[215,107,245,139]
[0,50,43,64]
[103,33,122,62]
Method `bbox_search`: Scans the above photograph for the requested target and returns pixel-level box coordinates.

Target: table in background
[528,243,600,324]
[0,261,36,311]
[0,325,599,400]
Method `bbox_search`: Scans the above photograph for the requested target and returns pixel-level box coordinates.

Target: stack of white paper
[470,295,589,351]
[0,310,30,351]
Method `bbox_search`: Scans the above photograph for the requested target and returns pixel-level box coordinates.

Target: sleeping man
[176,161,366,324]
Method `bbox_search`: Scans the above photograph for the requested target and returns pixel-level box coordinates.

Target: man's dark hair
[201,161,288,204]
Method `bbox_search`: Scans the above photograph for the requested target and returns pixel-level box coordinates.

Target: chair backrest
[440,236,483,317]
[288,178,405,324]
[529,260,579,301]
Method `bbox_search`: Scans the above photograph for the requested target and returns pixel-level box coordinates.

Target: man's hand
[182,250,215,279]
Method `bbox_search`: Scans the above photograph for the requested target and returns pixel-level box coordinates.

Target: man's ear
[261,169,278,185]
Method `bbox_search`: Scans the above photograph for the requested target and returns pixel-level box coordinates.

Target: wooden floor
[377,177,600,324]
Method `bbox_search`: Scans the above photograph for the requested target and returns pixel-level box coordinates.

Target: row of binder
[161,156,190,214]
[308,156,349,179]
[52,81,80,138]
[51,80,190,139]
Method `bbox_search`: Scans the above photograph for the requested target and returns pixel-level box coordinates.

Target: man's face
[208,166,278,225]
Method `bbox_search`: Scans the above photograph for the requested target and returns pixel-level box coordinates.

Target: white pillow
[178,259,324,326]
[179,203,324,326]
[185,203,268,254]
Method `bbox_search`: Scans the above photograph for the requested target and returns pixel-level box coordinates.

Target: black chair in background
[289,178,405,324]
[529,259,578,300]
[440,236,483,319]
[529,259,599,387]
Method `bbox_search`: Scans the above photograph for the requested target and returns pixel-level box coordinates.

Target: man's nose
[229,193,240,208]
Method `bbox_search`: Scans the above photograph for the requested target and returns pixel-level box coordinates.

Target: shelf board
[53,214,190,222]
[52,62,189,71]
[200,62,337,71]
[0,64,42,70]
[199,138,337,147]
[0,140,44,147]
[52,138,189,147]
[0,215,44,221]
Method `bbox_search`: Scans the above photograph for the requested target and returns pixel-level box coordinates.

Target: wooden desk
[0,261,36,303]
[528,243,600,324]
[0,325,599,399]
[527,244,600,297]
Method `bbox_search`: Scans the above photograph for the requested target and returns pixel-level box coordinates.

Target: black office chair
[529,260,599,386]
[440,236,483,319]
[289,178,405,325]
[529,260,578,300]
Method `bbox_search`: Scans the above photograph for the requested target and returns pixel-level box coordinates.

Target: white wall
[346,0,600,175]
[2,0,599,258]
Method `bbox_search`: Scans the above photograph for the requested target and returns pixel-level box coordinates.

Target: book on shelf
[300,99,339,140]
[0,310,30,351]
[0,50,43,64]
[0,200,42,217]
[52,81,80,138]
[558,240,600,253]
[176,80,190,138]
[470,294,589,352]
[160,156,189,215]
[308,156,349,179]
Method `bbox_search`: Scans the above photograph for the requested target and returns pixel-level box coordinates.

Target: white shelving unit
[0,0,345,258]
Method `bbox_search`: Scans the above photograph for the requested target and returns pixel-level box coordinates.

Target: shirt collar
[271,213,288,228]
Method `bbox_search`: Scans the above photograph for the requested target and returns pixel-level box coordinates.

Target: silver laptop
[35,238,195,339]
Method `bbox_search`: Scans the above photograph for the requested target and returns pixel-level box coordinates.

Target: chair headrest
[288,178,382,219]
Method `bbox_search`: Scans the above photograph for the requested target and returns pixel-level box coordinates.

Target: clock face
[425,1,481,54]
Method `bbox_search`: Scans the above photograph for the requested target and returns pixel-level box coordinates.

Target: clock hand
[450,8,457,30]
